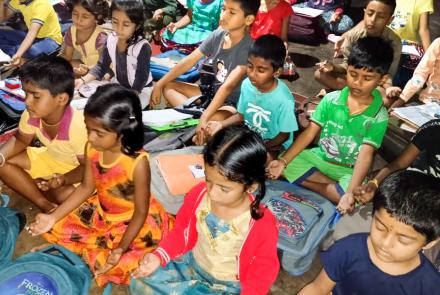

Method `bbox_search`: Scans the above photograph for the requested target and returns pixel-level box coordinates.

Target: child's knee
[314,68,327,83]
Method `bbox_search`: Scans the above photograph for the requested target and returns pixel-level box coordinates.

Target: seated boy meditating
[149,0,260,145]
[299,170,440,295]
[0,56,87,212]
[315,0,401,96]
[267,36,393,214]
[205,34,298,159]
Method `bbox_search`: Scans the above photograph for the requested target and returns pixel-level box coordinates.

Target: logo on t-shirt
[245,102,271,135]
[389,11,409,30]
[215,60,228,83]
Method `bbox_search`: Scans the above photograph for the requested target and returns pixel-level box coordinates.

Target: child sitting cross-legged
[130,125,279,295]
[299,170,440,295]
[60,0,109,77]
[316,0,401,98]
[160,0,224,54]
[267,36,393,214]
[205,34,298,160]
[28,84,174,287]
[0,56,87,213]
[149,0,260,145]
[76,0,153,109]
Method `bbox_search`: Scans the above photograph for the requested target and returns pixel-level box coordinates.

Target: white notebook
[142,109,193,127]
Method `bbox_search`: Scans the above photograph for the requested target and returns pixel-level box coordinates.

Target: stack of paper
[142,109,193,127]
[392,102,440,132]
[0,80,25,98]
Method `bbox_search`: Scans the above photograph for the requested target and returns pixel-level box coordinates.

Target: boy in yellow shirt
[0,0,62,66]
[0,56,87,212]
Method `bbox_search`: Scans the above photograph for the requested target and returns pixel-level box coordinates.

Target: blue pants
[0,29,60,59]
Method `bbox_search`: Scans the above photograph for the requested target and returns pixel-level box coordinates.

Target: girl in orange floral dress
[29,84,173,287]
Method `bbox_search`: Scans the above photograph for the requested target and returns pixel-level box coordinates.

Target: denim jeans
[0,29,60,59]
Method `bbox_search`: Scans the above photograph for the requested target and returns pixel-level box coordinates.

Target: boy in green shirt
[267,36,393,214]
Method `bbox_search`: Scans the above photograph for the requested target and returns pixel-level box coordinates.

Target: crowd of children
[0,0,439,293]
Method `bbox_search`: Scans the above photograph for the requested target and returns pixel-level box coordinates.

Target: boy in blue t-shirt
[299,170,440,295]
[205,34,298,159]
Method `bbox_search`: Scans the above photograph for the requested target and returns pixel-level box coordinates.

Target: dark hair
[347,36,394,75]
[366,0,396,14]
[67,0,109,24]
[249,34,285,70]
[84,84,144,157]
[373,171,440,243]
[231,0,260,17]
[204,125,267,220]
[111,0,145,47]
[19,55,74,102]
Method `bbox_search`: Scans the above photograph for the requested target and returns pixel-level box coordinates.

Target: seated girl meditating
[28,84,173,287]
[61,0,109,77]
[130,125,280,295]
[160,0,224,54]
[75,0,154,109]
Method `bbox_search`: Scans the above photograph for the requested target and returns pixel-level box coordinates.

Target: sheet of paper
[292,6,324,18]
[402,45,421,57]
[78,80,109,98]
[142,109,193,127]
[70,98,88,110]
[0,49,11,63]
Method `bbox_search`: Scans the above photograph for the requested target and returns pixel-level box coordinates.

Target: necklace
[41,119,62,127]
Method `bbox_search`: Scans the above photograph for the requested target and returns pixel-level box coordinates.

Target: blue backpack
[263,180,338,276]
[0,207,25,261]
[0,245,92,295]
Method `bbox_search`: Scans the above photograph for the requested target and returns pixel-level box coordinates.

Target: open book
[392,102,440,132]
[142,109,193,127]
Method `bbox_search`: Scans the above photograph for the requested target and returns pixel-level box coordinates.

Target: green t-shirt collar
[338,86,383,117]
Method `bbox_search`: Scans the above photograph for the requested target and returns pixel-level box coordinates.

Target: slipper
[0,194,10,207]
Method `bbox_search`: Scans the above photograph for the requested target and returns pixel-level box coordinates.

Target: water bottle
[283,56,296,76]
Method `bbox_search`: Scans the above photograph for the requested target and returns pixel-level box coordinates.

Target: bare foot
[30,243,53,252]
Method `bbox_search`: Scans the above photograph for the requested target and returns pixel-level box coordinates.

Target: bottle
[283,56,296,76]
